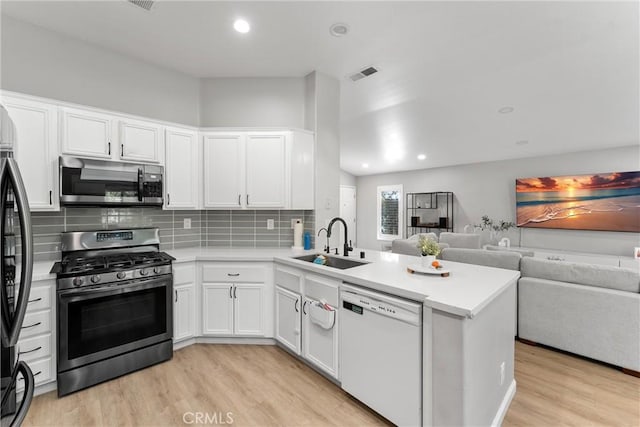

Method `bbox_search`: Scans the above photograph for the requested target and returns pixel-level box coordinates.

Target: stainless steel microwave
[59,156,163,206]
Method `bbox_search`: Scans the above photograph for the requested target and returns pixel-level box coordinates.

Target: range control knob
[153,267,161,274]
[116,271,126,280]
[90,275,101,284]
[72,277,84,287]
[139,268,149,276]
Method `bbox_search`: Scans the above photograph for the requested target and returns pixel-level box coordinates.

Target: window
[377,185,403,241]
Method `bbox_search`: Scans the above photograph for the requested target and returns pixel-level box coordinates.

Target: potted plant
[475,215,516,244]
[417,235,441,267]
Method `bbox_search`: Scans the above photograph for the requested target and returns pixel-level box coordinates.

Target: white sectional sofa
[518,257,640,373]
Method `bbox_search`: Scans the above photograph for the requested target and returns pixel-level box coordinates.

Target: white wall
[356,145,640,256]
[199,77,306,128]
[0,16,200,126]
[340,170,356,187]
[306,71,341,249]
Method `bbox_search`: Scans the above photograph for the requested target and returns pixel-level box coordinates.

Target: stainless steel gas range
[50,228,174,396]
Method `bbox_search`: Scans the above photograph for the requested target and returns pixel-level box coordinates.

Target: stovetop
[58,251,174,276]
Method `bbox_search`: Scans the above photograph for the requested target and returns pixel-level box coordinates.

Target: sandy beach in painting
[516,172,640,232]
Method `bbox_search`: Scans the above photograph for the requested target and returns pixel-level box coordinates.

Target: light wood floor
[24,341,640,426]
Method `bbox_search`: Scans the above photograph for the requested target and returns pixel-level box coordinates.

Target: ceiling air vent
[348,66,379,82]
[128,0,154,11]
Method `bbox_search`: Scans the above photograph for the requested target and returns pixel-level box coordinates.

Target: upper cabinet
[119,118,163,163]
[165,126,199,210]
[60,107,114,159]
[202,130,314,210]
[2,96,59,211]
[60,107,162,164]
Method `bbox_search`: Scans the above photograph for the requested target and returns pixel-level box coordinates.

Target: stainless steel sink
[293,254,368,270]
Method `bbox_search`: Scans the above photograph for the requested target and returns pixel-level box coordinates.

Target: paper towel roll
[293,220,303,249]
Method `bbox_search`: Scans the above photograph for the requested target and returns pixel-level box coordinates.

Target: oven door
[57,275,172,373]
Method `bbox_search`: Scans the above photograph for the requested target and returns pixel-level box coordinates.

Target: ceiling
[2,1,638,176]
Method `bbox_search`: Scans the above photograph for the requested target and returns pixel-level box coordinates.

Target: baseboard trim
[491,379,516,427]
[195,337,276,346]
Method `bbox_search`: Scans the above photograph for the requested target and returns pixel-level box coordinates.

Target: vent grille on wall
[128,0,154,11]
[349,66,379,82]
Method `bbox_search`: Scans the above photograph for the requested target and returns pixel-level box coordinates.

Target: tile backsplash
[28,208,314,261]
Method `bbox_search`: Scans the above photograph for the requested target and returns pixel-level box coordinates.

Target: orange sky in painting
[516,171,640,193]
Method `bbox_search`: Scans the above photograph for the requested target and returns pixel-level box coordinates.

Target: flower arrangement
[475,215,515,232]
[417,235,441,257]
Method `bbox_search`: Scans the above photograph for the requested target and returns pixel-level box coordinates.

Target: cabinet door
[203,133,244,208]
[245,133,286,208]
[233,284,264,336]
[303,297,339,379]
[275,286,301,355]
[2,97,59,211]
[202,283,233,336]
[174,284,195,342]
[60,107,114,159]
[119,118,162,163]
[165,127,199,209]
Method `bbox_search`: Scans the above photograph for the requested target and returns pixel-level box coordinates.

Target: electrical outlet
[500,361,505,385]
[291,218,302,229]
[267,219,275,230]
[183,218,191,229]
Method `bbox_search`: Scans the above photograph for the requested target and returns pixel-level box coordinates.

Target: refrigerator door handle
[2,158,33,347]
[1,361,35,427]
[0,158,11,344]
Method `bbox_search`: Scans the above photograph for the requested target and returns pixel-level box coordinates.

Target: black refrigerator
[0,105,35,426]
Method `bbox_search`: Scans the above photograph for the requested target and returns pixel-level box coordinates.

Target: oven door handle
[58,279,167,302]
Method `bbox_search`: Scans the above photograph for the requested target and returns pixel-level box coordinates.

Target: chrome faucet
[317,227,330,253]
[327,217,353,257]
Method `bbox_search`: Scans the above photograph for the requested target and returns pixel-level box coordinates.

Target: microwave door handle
[138,168,143,202]
[0,158,12,346]
[4,158,33,346]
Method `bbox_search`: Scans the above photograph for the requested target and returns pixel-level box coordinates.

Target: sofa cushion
[520,257,640,293]
[441,248,522,271]
[438,232,481,249]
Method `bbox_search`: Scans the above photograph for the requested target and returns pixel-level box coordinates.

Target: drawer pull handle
[18,371,41,381]
[21,322,41,329]
[227,273,240,277]
[18,346,42,355]
[28,297,42,304]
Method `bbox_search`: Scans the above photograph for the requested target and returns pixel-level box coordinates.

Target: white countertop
[32,246,520,318]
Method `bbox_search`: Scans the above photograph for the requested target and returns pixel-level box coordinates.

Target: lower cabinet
[274,266,339,379]
[173,263,196,342]
[202,283,265,336]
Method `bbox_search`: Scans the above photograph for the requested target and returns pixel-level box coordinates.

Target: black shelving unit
[405,192,454,237]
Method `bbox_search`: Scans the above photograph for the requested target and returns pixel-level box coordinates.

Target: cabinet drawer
[173,264,196,285]
[17,334,51,362]
[26,285,52,313]
[275,267,303,294]
[17,358,52,392]
[305,274,339,307]
[20,311,51,339]
[202,264,266,283]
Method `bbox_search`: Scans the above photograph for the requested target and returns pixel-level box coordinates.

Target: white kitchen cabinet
[275,285,302,355]
[165,127,199,209]
[60,107,115,159]
[202,283,266,336]
[174,284,195,342]
[203,133,244,208]
[245,133,286,208]
[2,96,59,211]
[202,284,234,335]
[289,130,314,210]
[119,118,162,163]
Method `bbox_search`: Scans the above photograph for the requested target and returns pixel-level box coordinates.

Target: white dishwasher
[340,283,422,427]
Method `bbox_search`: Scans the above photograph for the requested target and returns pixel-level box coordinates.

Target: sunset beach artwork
[516,171,640,232]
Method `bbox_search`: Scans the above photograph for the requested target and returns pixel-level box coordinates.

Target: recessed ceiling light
[362,163,369,168]
[330,23,350,37]
[498,106,514,114]
[417,154,427,160]
[233,19,250,33]
[515,140,529,146]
